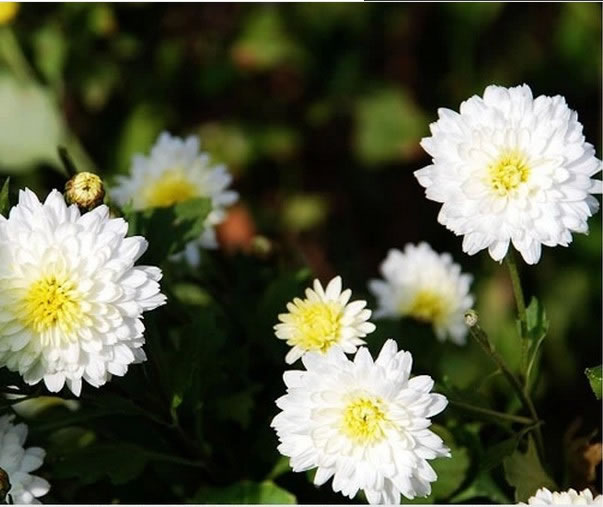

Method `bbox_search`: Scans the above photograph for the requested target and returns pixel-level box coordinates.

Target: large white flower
[274,276,376,364]
[415,84,602,265]
[271,339,450,504]
[523,487,602,505]
[368,243,473,345]
[0,415,49,504]
[0,189,166,396]
[110,131,239,266]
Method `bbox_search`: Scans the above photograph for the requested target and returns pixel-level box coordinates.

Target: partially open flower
[274,276,375,364]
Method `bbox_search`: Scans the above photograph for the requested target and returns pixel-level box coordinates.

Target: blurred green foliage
[0,3,600,505]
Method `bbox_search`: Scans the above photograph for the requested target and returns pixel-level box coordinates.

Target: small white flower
[0,189,166,396]
[274,276,376,364]
[110,131,239,266]
[368,243,473,345]
[523,487,602,505]
[415,84,602,265]
[271,340,450,504]
[0,415,49,504]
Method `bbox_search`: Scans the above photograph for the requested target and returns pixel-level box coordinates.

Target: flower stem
[505,251,529,378]
[464,310,545,459]
[448,399,536,425]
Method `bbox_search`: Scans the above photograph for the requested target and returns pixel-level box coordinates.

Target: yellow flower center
[289,301,343,353]
[341,396,388,445]
[0,2,19,25]
[22,274,83,336]
[143,170,198,208]
[489,151,530,196]
[406,289,448,325]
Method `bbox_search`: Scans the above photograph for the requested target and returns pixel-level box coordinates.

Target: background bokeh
[0,2,601,504]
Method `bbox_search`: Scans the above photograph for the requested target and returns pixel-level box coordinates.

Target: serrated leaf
[191,480,296,504]
[0,177,9,217]
[585,365,602,399]
[480,425,535,473]
[503,437,556,502]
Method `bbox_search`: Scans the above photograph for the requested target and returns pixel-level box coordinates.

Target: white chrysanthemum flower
[271,339,450,504]
[110,131,239,266]
[0,189,166,396]
[368,243,473,345]
[415,84,602,265]
[274,276,376,364]
[523,487,602,505]
[0,415,49,504]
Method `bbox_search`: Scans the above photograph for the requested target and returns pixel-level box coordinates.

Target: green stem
[505,251,529,377]
[464,310,545,459]
[448,399,536,425]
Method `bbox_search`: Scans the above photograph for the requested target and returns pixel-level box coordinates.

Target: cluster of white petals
[272,340,449,504]
[523,487,602,505]
[415,84,602,264]
[111,132,238,266]
[0,415,49,504]
[274,276,376,364]
[369,243,473,344]
[0,189,166,396]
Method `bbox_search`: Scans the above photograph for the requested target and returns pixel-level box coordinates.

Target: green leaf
[585,365,602,399]
[191,480,296,504]
[0,177,9,217]
[480,424,536,472]
[265,456,291,481]
[52,443,149,485]
[355,88,427,167]
[231,8,303,71]
[406,426,470,503]
[123,197,211,265]
[450,471,510,504]
[0,74,64,172]
[503,436,556,502]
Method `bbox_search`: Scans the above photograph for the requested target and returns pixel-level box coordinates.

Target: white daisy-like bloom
[0,189,166,396]
[523,487,602,505]
[110,131,239,266]
[415,84,602,265]
[271,339,450,504]
[274,276,376,364]
[368,243,473,345]
[0,415,49,504]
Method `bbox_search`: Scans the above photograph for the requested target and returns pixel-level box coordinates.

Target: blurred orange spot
[217,204,257,253]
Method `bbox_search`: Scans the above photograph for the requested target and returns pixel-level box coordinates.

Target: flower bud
[65,172,105,210]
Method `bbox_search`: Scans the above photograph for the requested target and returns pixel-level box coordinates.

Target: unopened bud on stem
[464,309,478,327]
[65,172,105,210]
